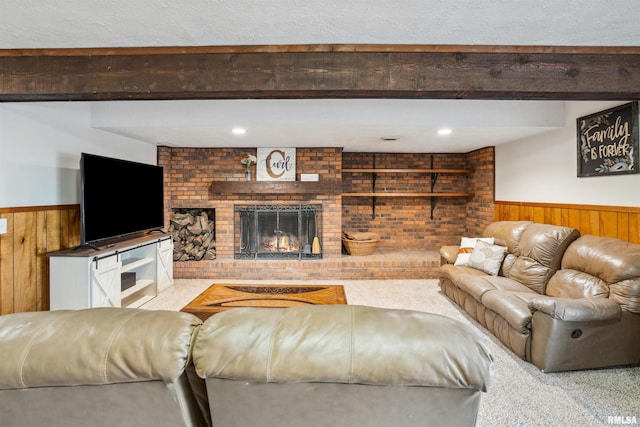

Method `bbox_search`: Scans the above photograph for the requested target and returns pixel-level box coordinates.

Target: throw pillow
[467,240,509,276]
[454,237,495,266]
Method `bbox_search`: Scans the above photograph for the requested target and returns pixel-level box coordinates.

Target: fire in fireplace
[234,204,322,259]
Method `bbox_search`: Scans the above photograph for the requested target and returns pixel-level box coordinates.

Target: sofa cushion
[467,241,508,276]
[439,263,487,288]
[456,275,501,302]
[546,269,609,299]
[558,235,640,314]
[507,224,580,294]
[501,253,518,277]
[481,291,540,334]
[0,308,202,390]
[481,276,539,294]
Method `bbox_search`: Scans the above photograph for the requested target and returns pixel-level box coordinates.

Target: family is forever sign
[577,102,639,177]
[257,148,296,181]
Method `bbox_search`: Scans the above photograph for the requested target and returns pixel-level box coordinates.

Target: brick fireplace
[234,203,323,259]
[158,146,494,280]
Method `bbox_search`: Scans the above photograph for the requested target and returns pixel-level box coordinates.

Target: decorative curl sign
[257,148,296,181]
[577,102,639,177]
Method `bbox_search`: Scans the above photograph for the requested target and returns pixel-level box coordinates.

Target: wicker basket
[342,238,379,256]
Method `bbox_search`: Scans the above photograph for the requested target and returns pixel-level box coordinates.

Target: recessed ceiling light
[438,128,452,136]
[232,127,247,135]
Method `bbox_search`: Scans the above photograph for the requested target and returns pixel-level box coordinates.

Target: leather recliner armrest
[439,246,459,265]
[529,297,621,322]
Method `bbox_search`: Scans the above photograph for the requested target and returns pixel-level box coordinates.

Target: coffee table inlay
[181,284,347,320]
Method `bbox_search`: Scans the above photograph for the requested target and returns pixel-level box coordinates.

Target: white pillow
[454,237,495,266]
[467,240,508,276]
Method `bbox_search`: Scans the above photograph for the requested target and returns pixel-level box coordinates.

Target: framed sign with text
[577,102,639,177]
[257,148,296,181]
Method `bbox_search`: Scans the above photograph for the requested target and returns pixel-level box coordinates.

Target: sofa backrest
[508,223,580,294]
[546,235,640,314]
[482,221,533,276]
[483,221,580,294]
[0,308,202,389]
[482,221,532,256]
[193,305,494,392]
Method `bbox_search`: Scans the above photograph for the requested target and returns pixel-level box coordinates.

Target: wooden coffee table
[181,284,347,320]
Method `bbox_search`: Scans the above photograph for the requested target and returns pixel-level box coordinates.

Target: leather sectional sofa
[439,221,640,372]
[0,305,494,427]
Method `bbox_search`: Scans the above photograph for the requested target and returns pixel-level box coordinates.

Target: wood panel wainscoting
[494,201,640,244]
[1,201,637,315]
[0,205,80,315]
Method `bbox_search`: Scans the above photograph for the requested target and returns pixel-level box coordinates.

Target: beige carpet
[143,279,640,427]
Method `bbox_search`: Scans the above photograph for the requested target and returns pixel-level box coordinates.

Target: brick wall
[464,147,495,237]
[158,146,343,279]
[341,152,487,249]
[158,146,494,279]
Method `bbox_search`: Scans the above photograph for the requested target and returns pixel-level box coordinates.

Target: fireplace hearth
[234,204,322,260]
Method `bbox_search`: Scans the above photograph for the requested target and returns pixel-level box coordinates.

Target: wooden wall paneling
[549,207,563,226]
[0,213,14,314]
[68,208,81,247]
[13,212,37,312]
[58,209,69,248]
[518,205,531,221]
[600,211,618,239]
[504,205,518,220]
[567,209,582,231]
[617,213,630,241]
[0,205,80,314]
[494,201,640,243]
[37,211,51,311]
[532,206,545,224]
[560,209,570,228]
[630,214,640,244]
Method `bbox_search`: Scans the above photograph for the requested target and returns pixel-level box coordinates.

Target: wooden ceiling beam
[1,45,639,101]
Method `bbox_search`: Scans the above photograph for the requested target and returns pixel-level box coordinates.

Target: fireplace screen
[235,204,322,259]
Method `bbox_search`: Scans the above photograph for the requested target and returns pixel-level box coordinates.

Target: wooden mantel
[209,180,342,196]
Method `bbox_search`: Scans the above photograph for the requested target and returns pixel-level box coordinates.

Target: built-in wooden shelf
[342,159,475,219]
[342,192,474,197]
[342,168,473,174]
[210,180,342,196]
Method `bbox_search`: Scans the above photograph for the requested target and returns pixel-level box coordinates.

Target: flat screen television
[80,153,164,246]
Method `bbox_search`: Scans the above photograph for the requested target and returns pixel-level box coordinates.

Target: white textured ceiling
[2,0,639,48]
[1,1,638,152]
[91,99,566,153]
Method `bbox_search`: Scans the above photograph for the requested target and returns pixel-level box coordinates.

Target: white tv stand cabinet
[49,234,173,310]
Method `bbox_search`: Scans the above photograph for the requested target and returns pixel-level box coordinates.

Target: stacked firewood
[169,210,216,261]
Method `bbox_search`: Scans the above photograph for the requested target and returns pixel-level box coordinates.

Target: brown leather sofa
[0,305,494,427]
[439,221,640,372]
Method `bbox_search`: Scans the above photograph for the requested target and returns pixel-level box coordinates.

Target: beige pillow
[454,237,495,266]
[467,240,508,276]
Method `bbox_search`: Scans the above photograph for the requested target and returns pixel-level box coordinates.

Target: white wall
[496,101,640,207]
[0,102,157,208]
[3,100,639,209]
